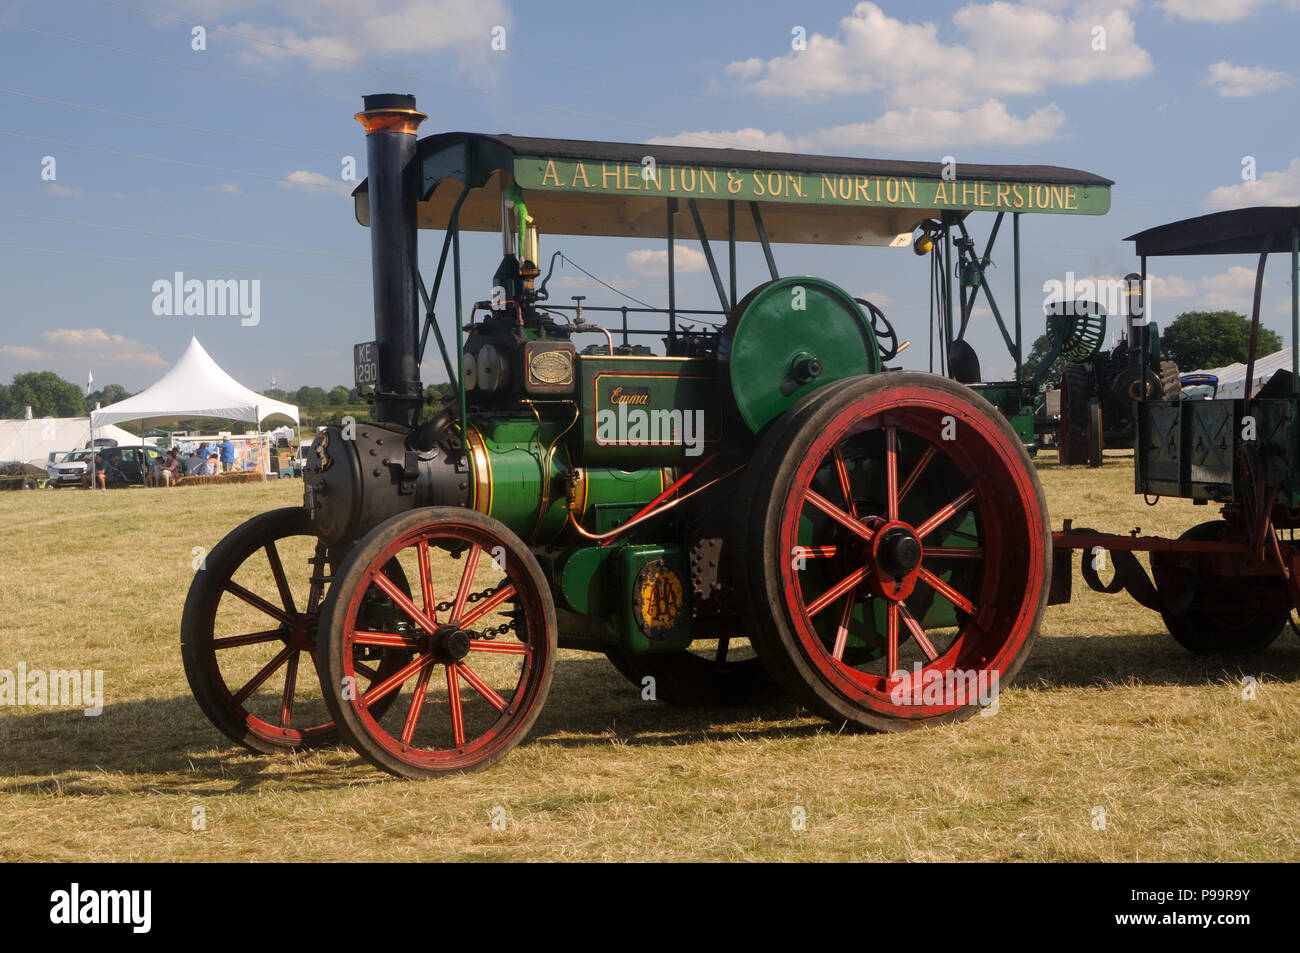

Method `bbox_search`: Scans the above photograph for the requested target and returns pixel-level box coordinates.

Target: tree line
[0,373,456,433]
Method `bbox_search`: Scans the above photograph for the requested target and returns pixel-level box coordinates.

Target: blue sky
[1,0,1297,392]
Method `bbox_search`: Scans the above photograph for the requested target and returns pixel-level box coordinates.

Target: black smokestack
[356,93,427,428]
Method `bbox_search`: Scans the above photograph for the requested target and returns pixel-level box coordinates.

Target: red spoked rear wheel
[734,373,1051,730]
[319,508,556,778]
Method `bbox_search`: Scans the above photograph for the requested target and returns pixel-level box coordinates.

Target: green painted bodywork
[468,413,668,543]
[551,544,693,652]
[968,382,1037,450]
[578,355,723,465]
[513,157,1111,216]
[724,277,882,433]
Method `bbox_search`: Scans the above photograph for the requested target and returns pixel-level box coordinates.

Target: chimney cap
[362,93,418,112]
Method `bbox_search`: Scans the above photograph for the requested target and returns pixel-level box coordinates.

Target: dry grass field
[2,451,1298,862]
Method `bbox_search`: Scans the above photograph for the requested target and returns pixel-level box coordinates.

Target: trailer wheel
[1151,521,1289,654]
[734,372,1050,731]
[318,508,556,778]
[181,508,411,754]
[604,640,779,707]
[1059,364,1092,465]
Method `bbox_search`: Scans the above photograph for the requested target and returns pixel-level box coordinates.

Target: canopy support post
[687,199,731,317]
[419,182,471,395]
[1244,236,1274,416]
[667,198,676,341]
[1014,213,1023,382]
[749,202,779,280]
[453,216,467,449]
[727,200,737,312]
[1292,226,1298,396]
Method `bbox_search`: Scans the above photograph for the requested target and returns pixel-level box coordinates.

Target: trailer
[1050,205,1300,655]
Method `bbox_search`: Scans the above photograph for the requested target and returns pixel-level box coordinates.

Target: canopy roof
[354,132,1113,247]
[1127,206,1300,257]
[89,337,298,429]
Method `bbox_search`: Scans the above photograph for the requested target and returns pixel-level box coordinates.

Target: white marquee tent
[89,337,299,431]
[0,416,141,466]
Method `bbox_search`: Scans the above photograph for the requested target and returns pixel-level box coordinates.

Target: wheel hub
[427,624,472,664]
[869,521,923,601]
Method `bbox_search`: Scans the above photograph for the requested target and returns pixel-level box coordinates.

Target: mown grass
[2,452,1298,861]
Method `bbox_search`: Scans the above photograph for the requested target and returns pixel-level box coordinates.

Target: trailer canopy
[354,132,1113,246]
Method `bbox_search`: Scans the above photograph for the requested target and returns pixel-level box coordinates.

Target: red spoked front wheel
[734,372,1051,731]
[319,508,557,778]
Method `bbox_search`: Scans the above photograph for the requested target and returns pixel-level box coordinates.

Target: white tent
[0,417,141,466]
[89,337,298,430]
[1189,349,1293,400]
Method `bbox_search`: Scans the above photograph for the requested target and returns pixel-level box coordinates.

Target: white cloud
[725,2,1152,108]
[653,101,1067,153]
[47,183,84,198]
[278,169,353,196]
[625,247,707,275]
[219,182,242,194]
[1204,157,1300,208]
[1161,0,1274,22]
[1205,61,1293,97]
[189,0,512,72]
[0,329,167,371]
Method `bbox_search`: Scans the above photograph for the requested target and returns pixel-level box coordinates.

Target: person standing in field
[219,436,235,473]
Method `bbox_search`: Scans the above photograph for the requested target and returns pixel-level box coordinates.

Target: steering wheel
[855,297,898,363]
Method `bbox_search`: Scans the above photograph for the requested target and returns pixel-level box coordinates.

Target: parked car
[1179,372,1218,400]
[47,449,92,487]
[59,446,164,487]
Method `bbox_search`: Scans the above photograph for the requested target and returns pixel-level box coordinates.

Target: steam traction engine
[178,94,1112,778]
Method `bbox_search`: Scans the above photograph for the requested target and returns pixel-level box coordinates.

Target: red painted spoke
[417,540,437,622]
[213,629,283,650]
[265,540,296,616]
[224,581,294,626]
[899,604,940,661]
[458,663,508,712]
[884,426,899,521]
[353,660,379,680]
[232,644,295,706]
[793,545,838,560]
[917,567,975,615]
[372,572,438,635]
[925,546,984,559]
[831,596,854,662]
[898,445,937,506]
[446,664,466,748]
[805,566,867,617]
[279,651,299,727]
[831,444,857,518]
[400,659,435,745]
[450,544,483,624]
[458,583,517,629]
[806,489,875,540]
[360,654,430,708]
[468,638,527,655]
[915,488,977,540]
[887,602,899,674]
[353,630,420,649]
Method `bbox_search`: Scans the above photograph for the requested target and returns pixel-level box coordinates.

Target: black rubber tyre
[732,371,1051,732]
[1086,398,1103,468]
[1151,521,1290,655]
[1059,364,1092,465]
[1159,360,1182,399]
[319,507,557,778]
